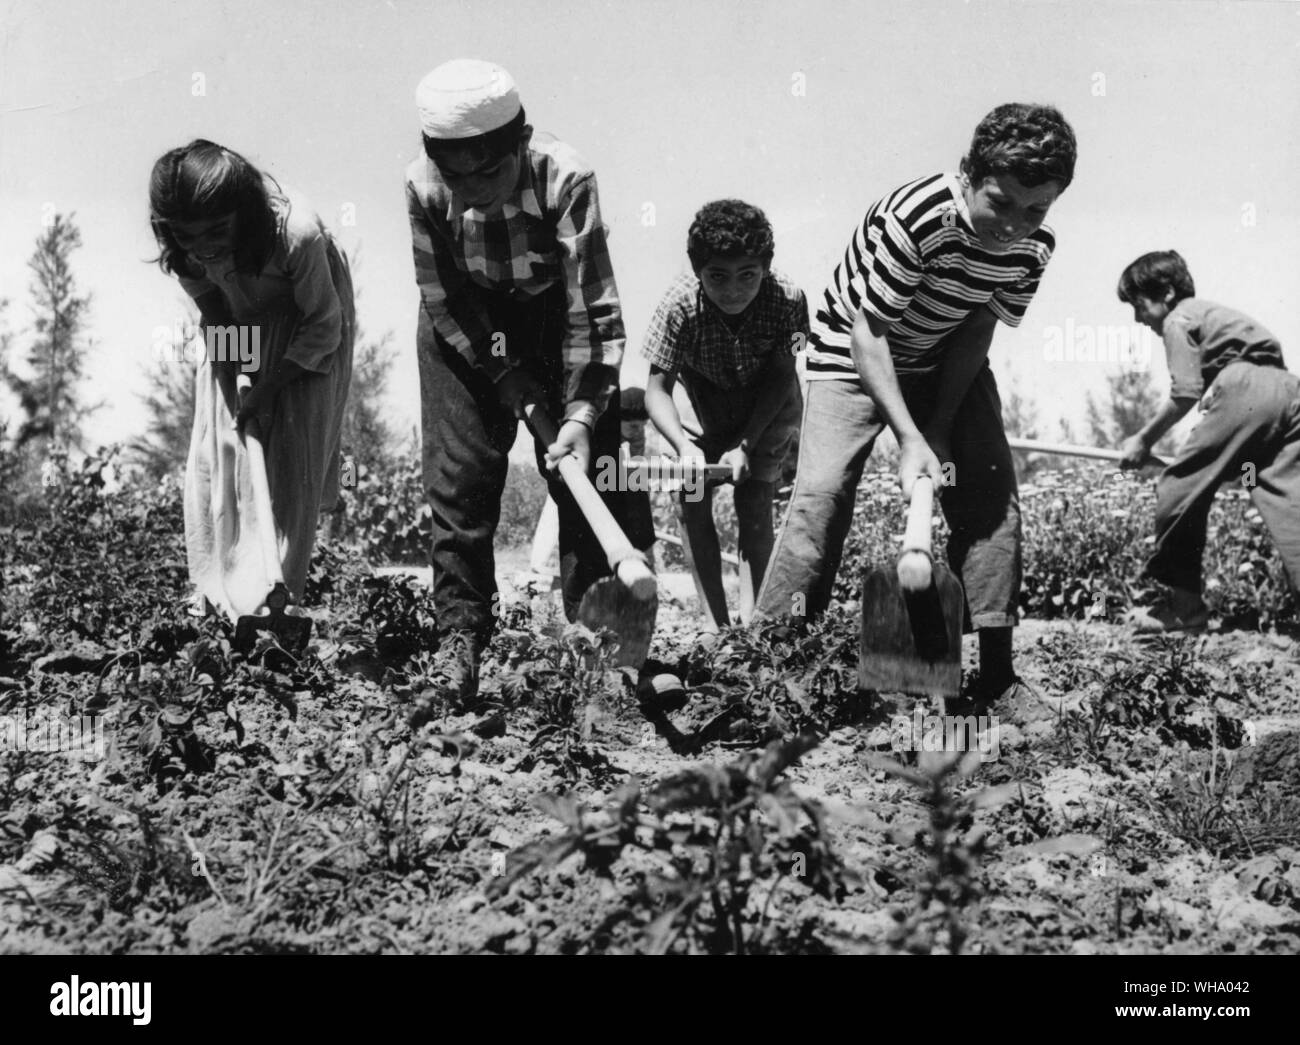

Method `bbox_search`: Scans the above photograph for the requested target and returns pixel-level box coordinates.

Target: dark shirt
[1164,297,1285,400]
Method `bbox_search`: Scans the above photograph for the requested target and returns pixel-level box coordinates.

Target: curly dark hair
[148,139,285,279]
[1117,250,1196,306]
[687,199,775,270]
[961,103,1077,191]
[422,109,529,166]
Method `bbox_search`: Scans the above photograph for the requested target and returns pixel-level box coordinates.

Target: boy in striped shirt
[405,59,652,711]
[756,103,1077,709]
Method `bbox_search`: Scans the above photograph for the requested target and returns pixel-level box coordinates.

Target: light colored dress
[178,184,354,616]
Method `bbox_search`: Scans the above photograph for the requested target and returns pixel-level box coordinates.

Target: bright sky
[3,0,1298,455]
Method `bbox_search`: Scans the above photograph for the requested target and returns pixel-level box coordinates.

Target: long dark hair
[149,140,285,278]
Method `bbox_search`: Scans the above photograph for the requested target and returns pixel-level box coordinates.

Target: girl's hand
[545,420,591,475]
[234,377,277,439]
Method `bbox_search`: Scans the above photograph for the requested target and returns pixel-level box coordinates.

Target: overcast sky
[3,0,1298,456]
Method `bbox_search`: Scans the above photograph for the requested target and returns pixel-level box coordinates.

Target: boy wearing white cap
[405,58,652,711]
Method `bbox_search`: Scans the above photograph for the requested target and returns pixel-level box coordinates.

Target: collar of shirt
[945,172,978,237]
[697,278,761,337]
[445,155,544,222]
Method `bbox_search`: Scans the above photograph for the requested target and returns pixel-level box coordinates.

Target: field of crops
[2,451,1298,954]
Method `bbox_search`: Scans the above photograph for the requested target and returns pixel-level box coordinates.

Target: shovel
[523,402,658,669]
[231,374,312,656]
[859,476,963,697]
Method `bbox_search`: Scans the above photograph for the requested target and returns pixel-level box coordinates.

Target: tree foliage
[1084,368,1164,448]
[131,310,198,479]
[5,214,98,452]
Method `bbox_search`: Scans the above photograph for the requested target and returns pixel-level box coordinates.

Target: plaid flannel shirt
[641,269,809,390]
[405,132,624,427]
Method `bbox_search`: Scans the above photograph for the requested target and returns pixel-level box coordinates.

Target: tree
[5,214,98,452]
[338,247,398,477]
[1001,380,1040,440]
[1001,376,1043,478]
[340,327,397,477]
[130,308,198,479]
[0,297,30,522]
[1084,368,1164,449]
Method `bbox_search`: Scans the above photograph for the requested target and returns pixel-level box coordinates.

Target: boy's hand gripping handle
[897,475,934,592]
[523,402,656,602]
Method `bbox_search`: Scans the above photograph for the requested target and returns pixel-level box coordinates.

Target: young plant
[490,732,850,954]
[867,747,1019,955]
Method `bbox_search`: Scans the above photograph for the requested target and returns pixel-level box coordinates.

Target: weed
[490,733,849,953]
[868,748,1017,954]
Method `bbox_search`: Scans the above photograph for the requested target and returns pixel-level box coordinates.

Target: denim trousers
[755,367,1021,629]
[1147,361,1300,593]
[416,289,654,641]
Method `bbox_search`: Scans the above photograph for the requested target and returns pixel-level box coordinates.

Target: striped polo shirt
[804,173,1055,379]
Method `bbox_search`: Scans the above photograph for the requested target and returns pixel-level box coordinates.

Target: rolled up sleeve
[1164,314,1204,400]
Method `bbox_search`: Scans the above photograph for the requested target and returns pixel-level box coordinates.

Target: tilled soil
[2,558,1299,955]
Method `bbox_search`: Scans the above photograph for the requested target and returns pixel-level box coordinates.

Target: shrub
[334,453,550,564]
[833,462,1297,627]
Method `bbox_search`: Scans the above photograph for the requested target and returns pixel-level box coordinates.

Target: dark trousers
[1147,361,1300,593]
[416,290,654,640]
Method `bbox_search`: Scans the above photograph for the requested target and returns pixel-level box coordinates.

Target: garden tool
[623,458,735,486]
[859,476,964,697]
[1007,437,1168,469]
[231,374,312,655]
[523,402,658,668]
[645,422,745,619]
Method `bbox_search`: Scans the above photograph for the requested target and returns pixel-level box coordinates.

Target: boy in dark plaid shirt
[643,200,807,629]
[406,59,652,710]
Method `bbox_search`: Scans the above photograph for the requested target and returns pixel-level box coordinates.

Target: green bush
[2,447,192,656]
[334,453,550,565]
[832,462,1297,627]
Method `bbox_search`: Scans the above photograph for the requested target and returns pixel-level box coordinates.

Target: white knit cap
[416,59,522,140]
